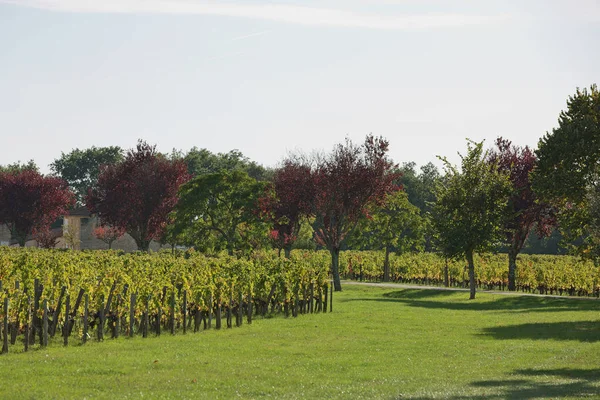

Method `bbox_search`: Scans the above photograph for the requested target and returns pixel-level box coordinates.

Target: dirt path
[342,280,600,301]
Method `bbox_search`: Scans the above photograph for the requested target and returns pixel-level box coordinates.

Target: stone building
[1,206,165,252]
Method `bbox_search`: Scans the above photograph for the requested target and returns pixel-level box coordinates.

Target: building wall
[0,224,11,246]
[76,216,165,252]
[1,217,165,253]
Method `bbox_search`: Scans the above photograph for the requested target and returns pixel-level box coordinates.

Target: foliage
[0,247,330,356]
[0,169,75,246]
[34,226,62,249]
[263,159,315,257]
[170,170,270,255]
[348,191,424,281]
[313,135,400,291]
[534,84,600,203]
[397,161,440,213]
[51,146,123,205]
[1,284,599,399]
[86,141,190,251]
[431,140,511,298]
[0,160,38,174]
[176,147,272,181]
[93,225,125,249]
[337,250,600,297]
[533,84,600,259]
[487,137,555,290]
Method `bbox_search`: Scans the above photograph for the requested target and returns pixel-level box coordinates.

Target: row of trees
[0,84,597,297]
[432,85,599,299]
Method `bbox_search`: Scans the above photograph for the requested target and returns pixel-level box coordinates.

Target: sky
[1,0,599,174]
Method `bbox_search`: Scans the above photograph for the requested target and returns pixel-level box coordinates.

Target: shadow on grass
[406,368,600,399]
[341,289,600,313]
[480,320,600,342]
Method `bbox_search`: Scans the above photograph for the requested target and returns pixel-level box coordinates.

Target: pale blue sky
[1,0,599,173]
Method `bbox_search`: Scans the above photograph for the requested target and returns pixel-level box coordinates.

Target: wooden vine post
[42,299,49,347]
[63,294,70,346]
[82,294,89,344]
[2,297,8,354]
[129,293,136,338]
[182,290,187,334]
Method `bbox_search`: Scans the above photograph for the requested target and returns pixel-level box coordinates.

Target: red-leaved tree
[93,225,126,249]
[86,141,190,251]
[263,159,315,258]
[0,170,75,246]
[35,227,62,249]
[313,135,400,291]
[488,137,555,291]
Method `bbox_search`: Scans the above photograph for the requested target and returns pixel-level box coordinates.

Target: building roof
[68,206,91,217]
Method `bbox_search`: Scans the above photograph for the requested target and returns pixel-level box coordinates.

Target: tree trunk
[383,246,391,282]
[139,239,150,252]
[131,231,151,252]
[466,250,476,300]
[508,246,518,291]
[507,229,528,292]
[284,246,291,259]
[330,247,342,292]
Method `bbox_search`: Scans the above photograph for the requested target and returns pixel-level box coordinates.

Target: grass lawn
[1,284,600,399]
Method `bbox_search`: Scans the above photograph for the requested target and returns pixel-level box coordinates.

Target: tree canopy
[488,137,555,290]
[534,84,600,204]
[51,146,124,205]
[86,141,189,251]
[0,160,39,174]
[431,140,511,299]
[349,190,424,281]
[170,169,270,255]
[313,135,400,291]
[0,169,75,246]
[178,147,272,181]
[533,84,600,258]
[263,158,315,258]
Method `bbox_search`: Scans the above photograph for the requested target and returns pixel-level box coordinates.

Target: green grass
[2,284,600,399]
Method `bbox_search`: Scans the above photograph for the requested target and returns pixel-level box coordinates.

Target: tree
[587,183,600,259]
[431,140,511,299]
[487,138,555,291]
[263,158,315,258]
[534,85,600,204]
[51,146,123,205]
[170,170,270,255]
[0,170,75,246]
[398,161,441,251]
[349,190,424,281]
[313,135,399,291]
[93,225,125,249]
[398,161,440,213]
[178,147,272,181]
[86,141,189,251]
[0,160,38,174]
[533,84,600,257]
[35,227,61,249]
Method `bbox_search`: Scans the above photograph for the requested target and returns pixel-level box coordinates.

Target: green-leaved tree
[349,190,424,281]
[533,84,600,258]
[431,140,511,299]
[170,170,270,255]
[51,146,123,205]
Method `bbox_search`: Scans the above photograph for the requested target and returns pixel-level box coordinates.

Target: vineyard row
[0,248,331,354]
[338,251,600,296]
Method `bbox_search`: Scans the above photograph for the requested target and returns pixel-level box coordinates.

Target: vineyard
[0,248,331,354]
[338,251,600,297]
[2,247,599,355]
